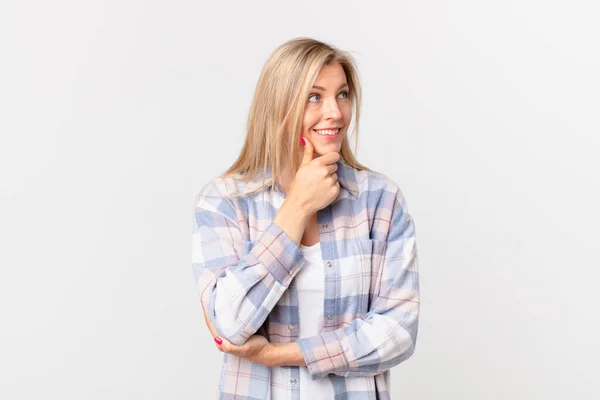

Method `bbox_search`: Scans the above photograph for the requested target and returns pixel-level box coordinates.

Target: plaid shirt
[192,159,420,399]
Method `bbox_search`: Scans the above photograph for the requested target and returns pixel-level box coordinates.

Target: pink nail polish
[214,337,223,345]
[300,137,306,146]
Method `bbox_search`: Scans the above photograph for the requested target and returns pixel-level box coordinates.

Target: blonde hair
[197,37,372,201]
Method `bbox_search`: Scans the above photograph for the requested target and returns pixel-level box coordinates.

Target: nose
[322,97,341,120]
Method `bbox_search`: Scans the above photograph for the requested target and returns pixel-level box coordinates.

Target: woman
[192,37,420,399]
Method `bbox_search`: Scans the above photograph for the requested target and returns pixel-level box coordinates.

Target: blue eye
[308,91,349,102]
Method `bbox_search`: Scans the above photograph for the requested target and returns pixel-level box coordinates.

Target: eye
[308,94,320,102]
[339,90,349,99]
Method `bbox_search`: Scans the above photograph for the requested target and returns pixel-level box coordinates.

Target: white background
[1,0,599,399]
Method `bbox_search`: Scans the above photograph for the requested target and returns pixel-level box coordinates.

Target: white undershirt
[297,242,334,400]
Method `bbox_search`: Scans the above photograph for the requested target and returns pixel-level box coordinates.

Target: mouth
[313,127,342,138]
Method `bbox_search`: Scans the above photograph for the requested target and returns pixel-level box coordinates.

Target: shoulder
[196,175,248,199]
[353,167,407,207]
[349,166,413,241]
[194,175,255,217]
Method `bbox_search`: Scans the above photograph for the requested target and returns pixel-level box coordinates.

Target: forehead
[314,62,347,86]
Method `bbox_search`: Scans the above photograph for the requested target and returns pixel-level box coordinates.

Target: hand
[288,136,340,214]
[201,302,276,367]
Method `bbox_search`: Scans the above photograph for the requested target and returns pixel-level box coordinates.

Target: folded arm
[296,187,420,379]
[192,180,308,346]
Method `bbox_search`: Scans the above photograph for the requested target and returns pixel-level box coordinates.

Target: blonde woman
[192,37,420,399]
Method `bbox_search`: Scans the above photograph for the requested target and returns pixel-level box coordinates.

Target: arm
[296,187,420,379]
[193,180,310,346]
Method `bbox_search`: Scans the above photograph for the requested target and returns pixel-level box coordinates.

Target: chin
[315,145,341,156]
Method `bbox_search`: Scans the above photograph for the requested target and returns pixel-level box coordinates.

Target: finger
[201,303,220,338]
[215,336,240,355]
[325,162,338,175]
[300,136,315,166]
[315,151,340,166]
[201,303,238,355]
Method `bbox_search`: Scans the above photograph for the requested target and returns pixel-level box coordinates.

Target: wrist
[284,194,312,220]
[273,197,311,230]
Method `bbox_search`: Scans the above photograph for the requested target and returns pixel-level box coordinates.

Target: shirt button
[327,315,333,320]
[323,224,328,228]
[290,378,297,385]
[288,324,295,330]
[327,261,332,268]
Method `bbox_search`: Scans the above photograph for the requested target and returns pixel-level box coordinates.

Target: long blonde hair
[198,37,372,200]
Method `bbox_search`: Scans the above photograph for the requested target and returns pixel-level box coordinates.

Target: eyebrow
[311,83,349,91]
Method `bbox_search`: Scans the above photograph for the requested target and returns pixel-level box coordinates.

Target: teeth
[315,128,340,135]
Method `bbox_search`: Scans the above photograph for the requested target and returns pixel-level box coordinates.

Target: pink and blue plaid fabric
[192,159,420,399]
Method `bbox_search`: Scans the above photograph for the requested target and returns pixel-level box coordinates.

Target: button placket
[319,210,337,331]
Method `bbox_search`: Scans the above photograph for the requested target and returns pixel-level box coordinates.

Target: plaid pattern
[192,159,420,399]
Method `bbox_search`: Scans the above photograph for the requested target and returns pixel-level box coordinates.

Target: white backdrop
[1,0,599,399]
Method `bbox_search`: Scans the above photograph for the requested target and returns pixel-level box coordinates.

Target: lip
[313,127,342,130]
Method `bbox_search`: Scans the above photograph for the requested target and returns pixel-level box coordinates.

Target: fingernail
[300,137,305,146]
[214,337,222,345]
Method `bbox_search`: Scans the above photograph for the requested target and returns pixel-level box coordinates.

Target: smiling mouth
[313,128,341,136]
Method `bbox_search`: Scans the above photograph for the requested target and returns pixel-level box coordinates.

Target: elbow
[210,314,251,346]
[203,293,255,346]
[389,323,418,366]
[394,340,417,365]
[344,324,418,377]
[342,341,417,378]
[393,312,419,364]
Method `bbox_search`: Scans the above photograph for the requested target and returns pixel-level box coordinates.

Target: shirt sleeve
[192,180,307,346]
[297,187,420,379]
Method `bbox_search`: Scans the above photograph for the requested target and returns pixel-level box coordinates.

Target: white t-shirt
[296,242,334,400]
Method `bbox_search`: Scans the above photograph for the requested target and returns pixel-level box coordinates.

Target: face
[301,62,352,158]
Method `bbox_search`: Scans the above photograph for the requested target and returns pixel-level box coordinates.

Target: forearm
[270,342,306,367]
[296,311,418,379]
[273,196,311,245]
[200,212,310,345]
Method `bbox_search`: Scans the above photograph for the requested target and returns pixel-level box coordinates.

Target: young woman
[192,37,420,399]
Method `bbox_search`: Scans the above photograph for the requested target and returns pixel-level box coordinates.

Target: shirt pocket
[356,238,387,311]
[349,238,373,315]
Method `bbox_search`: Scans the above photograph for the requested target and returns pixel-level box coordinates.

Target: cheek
[342,105,352,124]
[303,112,319,132]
